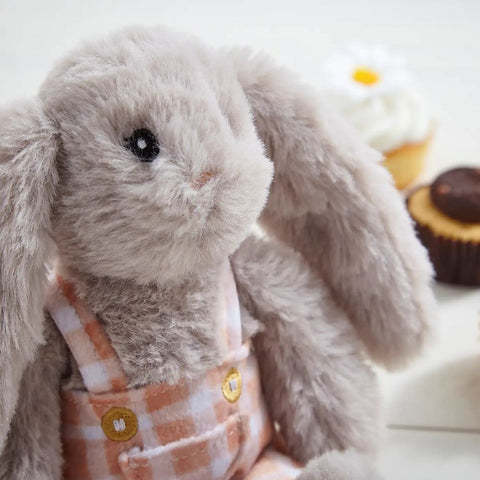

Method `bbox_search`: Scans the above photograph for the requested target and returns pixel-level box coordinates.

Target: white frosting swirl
[320,43,432,152]
[328,86,431,152]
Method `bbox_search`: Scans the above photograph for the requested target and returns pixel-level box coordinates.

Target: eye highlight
[125,128,160,162]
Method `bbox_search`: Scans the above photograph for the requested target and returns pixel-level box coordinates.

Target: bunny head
[37,27,273,284]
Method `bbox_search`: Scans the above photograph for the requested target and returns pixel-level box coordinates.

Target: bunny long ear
[0,99,59,449]
[232,50,435,370]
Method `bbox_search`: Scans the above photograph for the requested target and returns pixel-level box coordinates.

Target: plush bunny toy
[0,26,434,480]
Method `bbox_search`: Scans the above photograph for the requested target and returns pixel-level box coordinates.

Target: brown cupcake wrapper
[413,221,480,286]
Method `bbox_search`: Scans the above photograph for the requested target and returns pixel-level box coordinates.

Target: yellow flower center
[352,67,380,86]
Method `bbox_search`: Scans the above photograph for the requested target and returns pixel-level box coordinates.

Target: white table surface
[377,283,480,479]
[1,1,480,478]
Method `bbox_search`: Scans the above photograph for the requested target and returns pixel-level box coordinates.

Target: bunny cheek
[51,152,271,285]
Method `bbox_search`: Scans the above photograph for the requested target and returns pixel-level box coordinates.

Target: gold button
[101,407,138,441]
[222,367,242,403]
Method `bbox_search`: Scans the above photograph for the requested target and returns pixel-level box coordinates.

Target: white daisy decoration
[321,43,414,100]
[319,42,431,154]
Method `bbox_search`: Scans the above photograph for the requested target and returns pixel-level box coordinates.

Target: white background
[1,1,480,479]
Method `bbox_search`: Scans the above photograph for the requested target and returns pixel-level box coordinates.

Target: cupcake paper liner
[414,221,480,286]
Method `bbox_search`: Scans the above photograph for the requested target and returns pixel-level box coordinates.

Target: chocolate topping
[430,167,480,223]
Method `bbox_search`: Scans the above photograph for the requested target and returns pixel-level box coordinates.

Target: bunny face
[38,28,273,283]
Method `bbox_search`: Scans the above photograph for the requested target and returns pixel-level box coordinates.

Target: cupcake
[407,168,480,285]
[320,43,432,189]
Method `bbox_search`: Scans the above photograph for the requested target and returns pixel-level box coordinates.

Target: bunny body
[0,27,434,480]
[43,262,293,480]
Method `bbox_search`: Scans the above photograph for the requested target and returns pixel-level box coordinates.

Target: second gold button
[222,367,242,403]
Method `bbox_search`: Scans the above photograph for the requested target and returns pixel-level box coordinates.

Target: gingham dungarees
[47,262,302,480]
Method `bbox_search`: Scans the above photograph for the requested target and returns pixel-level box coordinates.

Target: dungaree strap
[46,276,128,394]
[218,261,243,352]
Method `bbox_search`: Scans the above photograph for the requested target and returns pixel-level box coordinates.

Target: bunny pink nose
[193,170,218,189]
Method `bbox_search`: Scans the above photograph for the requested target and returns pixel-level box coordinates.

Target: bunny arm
[232,235,381,464]
[232,51,435,370]
[0,318,66,480]
[0,100,59,451]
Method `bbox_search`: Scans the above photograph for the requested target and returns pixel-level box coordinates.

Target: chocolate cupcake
[407,167,480,285]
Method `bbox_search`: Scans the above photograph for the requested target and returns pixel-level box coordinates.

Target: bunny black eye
[125,128,160,162]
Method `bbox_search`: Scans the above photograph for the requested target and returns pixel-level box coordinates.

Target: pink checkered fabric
[47,262,302,480]
[46,276,128,394]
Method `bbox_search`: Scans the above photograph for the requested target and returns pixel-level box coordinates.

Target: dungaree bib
[47,262,302,480]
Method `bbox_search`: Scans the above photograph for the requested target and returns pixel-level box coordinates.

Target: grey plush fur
[232,51,435,369]
[232,236,380,464]
[0,100,59,454]
[0,26,434,479]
